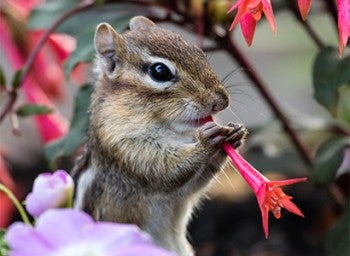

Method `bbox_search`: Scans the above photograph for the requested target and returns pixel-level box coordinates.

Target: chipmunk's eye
[148,62,174,82]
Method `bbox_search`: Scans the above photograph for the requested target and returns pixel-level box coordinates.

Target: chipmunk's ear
[94,23,125,73]
[129,16,155,31]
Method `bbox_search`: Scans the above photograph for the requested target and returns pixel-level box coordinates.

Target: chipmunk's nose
[211,92,229,112]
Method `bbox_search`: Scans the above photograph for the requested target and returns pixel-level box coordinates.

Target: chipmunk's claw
[199,122,247,148]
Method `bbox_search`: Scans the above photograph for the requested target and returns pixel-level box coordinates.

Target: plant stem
[286,0,325,49]
[0,184,31,225]
[217,34,313,166]
[0,91,17,123]
[66,188,74,209]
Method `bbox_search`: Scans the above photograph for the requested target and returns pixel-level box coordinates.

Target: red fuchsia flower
[206,116,307,238]
[223,143,307,238]
[0,0,86,143]
[337,0,350,57]
[0,20,70,143]
[297,0,312,21]
[228,0,276,46]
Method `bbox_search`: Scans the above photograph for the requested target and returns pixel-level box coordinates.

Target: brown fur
[74,16,246,256]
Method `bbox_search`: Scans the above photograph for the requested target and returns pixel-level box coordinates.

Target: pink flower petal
[269,177,308,187]
[29,31,66,100]
[47,33,76,61]
[6,222,54,256]
[23,80,69,143]
[222,141,267,193]
[25,170,74,217]
[279,197,305,217]
[207,116,306,238]
[7,209,174,256]
[5,0,42,19]
[240,13,257,46]
[36,209,93,246]
[228,0,245,13]
[261,0,277,34]
[297,0,312,20]
[337,0,350,56]
[0,16,68,143]
[229,0,249,30]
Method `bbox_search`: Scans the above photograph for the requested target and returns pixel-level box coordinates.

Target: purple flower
[25,170,74,217]
[6,209,174,256]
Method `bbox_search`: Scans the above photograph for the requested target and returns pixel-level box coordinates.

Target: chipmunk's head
[93,16,229,133]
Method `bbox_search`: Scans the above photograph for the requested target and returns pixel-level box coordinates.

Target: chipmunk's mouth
[171,116,209,133]
[186,116,212,127]
[200,116,212,124]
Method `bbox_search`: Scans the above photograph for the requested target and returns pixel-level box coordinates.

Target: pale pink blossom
[25,170,74,217]
[6,209,174,256]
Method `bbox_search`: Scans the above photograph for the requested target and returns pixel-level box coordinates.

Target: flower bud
[25,170,74,217]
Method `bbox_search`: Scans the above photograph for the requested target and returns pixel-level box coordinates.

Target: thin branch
[217,34,313,166]
[0,91,17,122]
[299,20,325,49]
[0,0,95,124]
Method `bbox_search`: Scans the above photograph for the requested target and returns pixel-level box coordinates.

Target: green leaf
[16,104,53,117]
[11,69,23,89]
[325,203,350,256]
[44,83,93,167]
[29,2,135,36]
[64,15,132,77]
[63,29,95,78]
[337,85,350,126]
[313,47,350,115]
[0,229,9,256]
[28,0,80,29]
[94,0,105,7]
[313,137,350,185]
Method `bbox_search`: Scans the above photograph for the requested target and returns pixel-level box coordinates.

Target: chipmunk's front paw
[198,122,247,149]
[198,122,246,147]
[198,122,226,146]
[224,122,247,148]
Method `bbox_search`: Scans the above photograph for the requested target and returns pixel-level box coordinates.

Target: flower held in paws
[206,116,307,238]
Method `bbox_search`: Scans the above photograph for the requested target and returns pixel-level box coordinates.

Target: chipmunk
[73,16,247,256]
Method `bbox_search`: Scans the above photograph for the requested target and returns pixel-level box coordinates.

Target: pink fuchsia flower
[297,0,312,20]
[205,116,306,238]
[0,0,89,143]
[5,209,174,256]
[228,0,276,46]
[0,19,70,143]
[25,170,74,218]
[222,142,307,238]
[337,0,350,57]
